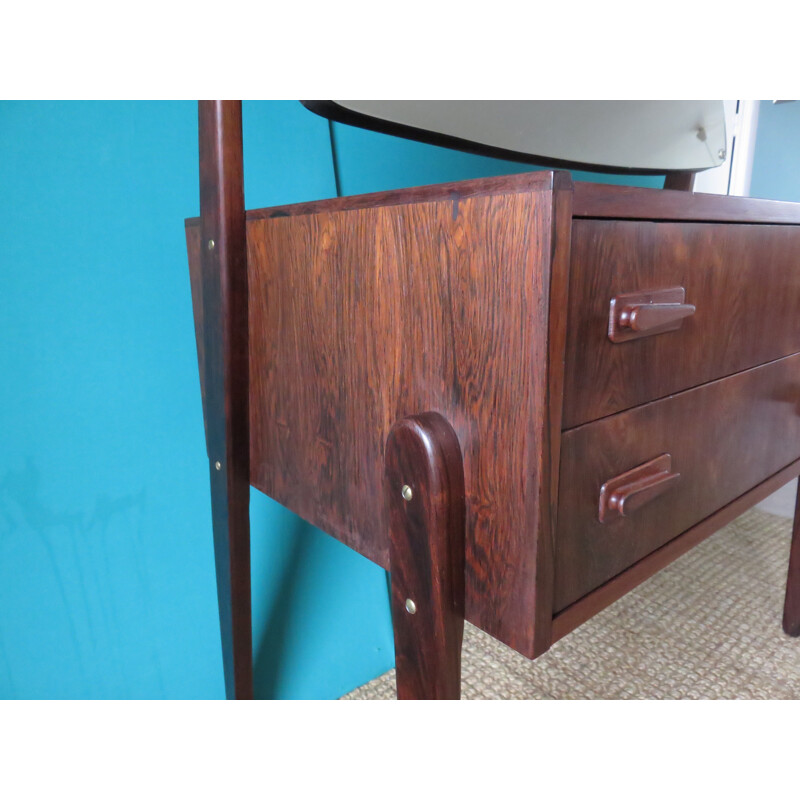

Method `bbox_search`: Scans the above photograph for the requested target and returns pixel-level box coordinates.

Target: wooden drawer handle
[608,286,694,342]
[619,302,695,332]
[599,454,680,523]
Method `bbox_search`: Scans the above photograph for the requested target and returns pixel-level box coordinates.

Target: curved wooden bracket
[385,413,466,700]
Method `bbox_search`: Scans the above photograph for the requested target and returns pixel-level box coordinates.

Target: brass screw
[405,598,417,614]
[401,485,413,501]
[215,461,222,471]
[207,239,215,251]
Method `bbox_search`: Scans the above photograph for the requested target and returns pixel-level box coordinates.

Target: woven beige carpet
[344,508,800,699]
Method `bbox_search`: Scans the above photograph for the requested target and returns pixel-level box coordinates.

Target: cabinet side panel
[185,222,207,443]
[248,187,557,656]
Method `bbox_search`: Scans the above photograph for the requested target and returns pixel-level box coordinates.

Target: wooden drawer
[555,353,800,612]
[563,219,800,429]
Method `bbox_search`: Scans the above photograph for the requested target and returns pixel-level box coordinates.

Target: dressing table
[185,100,800,699]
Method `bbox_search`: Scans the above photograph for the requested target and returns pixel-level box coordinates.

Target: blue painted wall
[751,101,800,203]
[1,101,670,699]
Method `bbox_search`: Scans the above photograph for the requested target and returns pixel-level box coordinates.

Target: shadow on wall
[253,513,312,698]
[249,490,395,700]
[0,460,160,697]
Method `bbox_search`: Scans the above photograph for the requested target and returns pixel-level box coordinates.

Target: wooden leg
[783,479,800,637]
[197,100,253,699]
[385,413,466,700]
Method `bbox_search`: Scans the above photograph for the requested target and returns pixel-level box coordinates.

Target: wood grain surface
[185,175,800,229]
[185,170,558,227]
[386,413,465,699]
[564,219,800,428]
[243,172,573,658]
[573,181,800,224]
[556,353,800,611]
[184,169,800,668]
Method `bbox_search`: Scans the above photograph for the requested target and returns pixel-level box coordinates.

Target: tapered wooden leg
[196,100,253,699]
[385,413,466,700]
[783,479,800,637]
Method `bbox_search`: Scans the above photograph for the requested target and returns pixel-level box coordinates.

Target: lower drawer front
[555,353,800,612]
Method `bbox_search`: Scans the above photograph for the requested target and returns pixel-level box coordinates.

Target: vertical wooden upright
[783,481,800,637]
[663,171,696,191]
[198,100,253,699]
[385,413,466,700]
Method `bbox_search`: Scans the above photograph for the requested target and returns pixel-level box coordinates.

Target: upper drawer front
[563,220,800,429]
[555,353,800,613]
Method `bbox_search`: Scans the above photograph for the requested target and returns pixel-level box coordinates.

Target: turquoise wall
[751,101,800,203]
[1,101,666,699]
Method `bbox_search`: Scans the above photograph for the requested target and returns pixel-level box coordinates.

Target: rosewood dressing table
[185,100,800,699]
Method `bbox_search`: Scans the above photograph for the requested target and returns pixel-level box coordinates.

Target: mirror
[303,100,727,175]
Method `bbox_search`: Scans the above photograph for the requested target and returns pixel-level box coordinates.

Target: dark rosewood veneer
[187,102,800,699]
